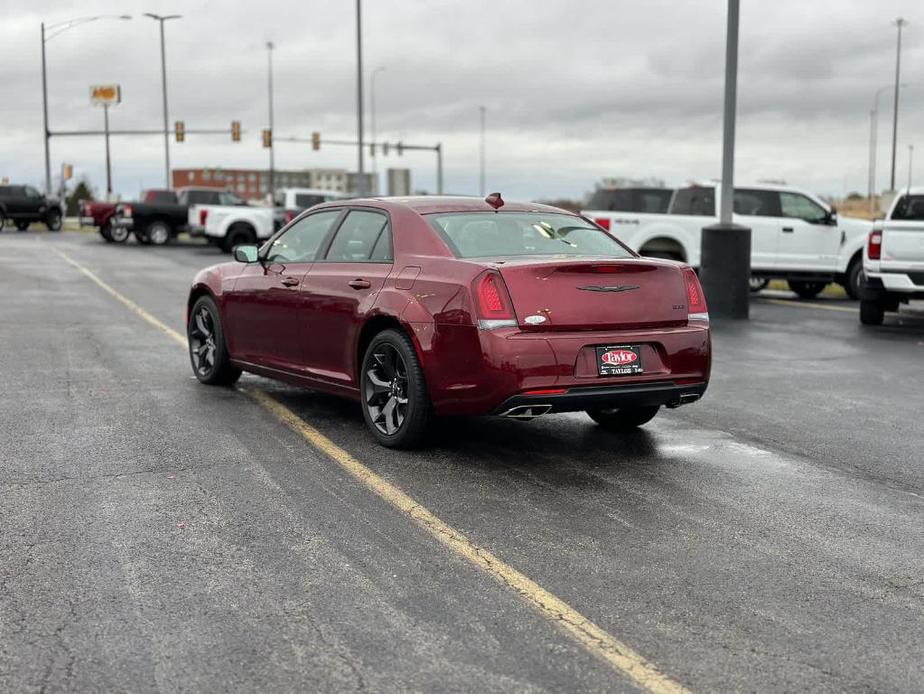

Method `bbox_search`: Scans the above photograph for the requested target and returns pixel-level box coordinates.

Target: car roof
[312,195,571,215]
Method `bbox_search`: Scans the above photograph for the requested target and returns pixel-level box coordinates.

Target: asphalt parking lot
[3,231,924,693]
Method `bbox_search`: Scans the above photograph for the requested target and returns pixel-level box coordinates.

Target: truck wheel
[45,209,62,231]
[0,215,5,231]
[749,277,769,293]
[223,224,256,253]
[109,225,131,244]
[788,280,826,299]
[842,256,863,300]
[99,222,113,242]
[587,406,660,431]
[16,221,30,232]
[145,220,171,246]
[859,299,885,326]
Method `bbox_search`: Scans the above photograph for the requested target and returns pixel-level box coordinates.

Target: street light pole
[370,66,386,186]
[889,18,907,191]
[145,13,181,189]
[103,103,112,196]
[267,41,275,196]
[909,145,915,191]
[699,0,751,320]
[479,105,486,196]
[355,0,365,197]
[40,15,131,195]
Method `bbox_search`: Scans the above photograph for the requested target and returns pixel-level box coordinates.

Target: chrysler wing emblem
[576,284,641,293]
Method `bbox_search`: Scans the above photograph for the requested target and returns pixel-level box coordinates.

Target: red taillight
[199,208,208,226]
[122,204,132,217]
[683,268,708,318]
[868,230,882,260]
[594,217,611,230]
[473,271,516,329]
[285,210,295,223]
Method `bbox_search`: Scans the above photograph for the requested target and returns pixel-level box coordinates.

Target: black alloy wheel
[187,296,241,385]
[361,330,430,448]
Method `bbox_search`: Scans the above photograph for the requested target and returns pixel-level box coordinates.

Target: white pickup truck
[583,182,871,299]
[859,187,924,325]
[188,203,275,253]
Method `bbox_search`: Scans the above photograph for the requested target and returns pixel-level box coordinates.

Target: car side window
[733,189,781,217]
[265,210,342,263]
[325,210,390,262]
[25,186,42,198]
[369,224,394,262]
[780,193,827,224]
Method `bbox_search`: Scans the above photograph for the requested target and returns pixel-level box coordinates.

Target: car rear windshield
[670,187,715,216]
[429,212,633,259]
[892,194,924,221]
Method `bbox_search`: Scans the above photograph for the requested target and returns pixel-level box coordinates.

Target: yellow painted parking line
[761,298,858,314]
[51,244,689,694]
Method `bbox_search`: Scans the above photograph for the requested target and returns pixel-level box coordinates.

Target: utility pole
[355,0,366,196]
[699,0,751,320]
[479,105,486,196]
[436,143,443,194]
[909,145,915,191]
[370,66,386,188]
[890,18,907,191]
[103,103,112,196]
[267,41,275,196]
[145,13,181,189]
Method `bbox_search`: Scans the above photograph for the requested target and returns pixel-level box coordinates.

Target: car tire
[0,215,5,231]
[788,280,826,300]
[45,209,62,231]
[859,299,885,326]
[145,220,171,246]
[749,276,770,293]
[222,224,257,253]
[360,329,431,448]
[99,222,113,242]
[109,225,130,244]
[15,220,30,232]
[842,257,863,300]
[586,405,660,431]
[187,295,242,386]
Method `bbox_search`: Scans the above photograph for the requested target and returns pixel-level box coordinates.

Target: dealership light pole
[355,0,366,196]
[699,0,751,320]
[869,83,906,212]
[479,105,486,196]
[267,41,276,195]
[40,15,131,194]
[370,65,386,183]
[909,145,915,191]
[145,13,181,189]
[889,18,907,191]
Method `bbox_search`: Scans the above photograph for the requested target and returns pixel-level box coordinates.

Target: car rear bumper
[862,272,924,300]
[422,323,711,416]
[493,380,707,417]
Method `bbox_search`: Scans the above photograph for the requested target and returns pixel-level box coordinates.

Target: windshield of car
[429,212,633,259]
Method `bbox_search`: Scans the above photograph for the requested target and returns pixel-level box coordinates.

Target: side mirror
[826,210,838,226]
[233,245,259,263]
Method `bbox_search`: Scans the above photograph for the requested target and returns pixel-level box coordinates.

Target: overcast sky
[1,0,922,201]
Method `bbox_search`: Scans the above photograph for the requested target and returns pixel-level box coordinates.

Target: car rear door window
[670,187,715,216]
[733,189,781,217]
[265,210,342,263]
[325,210,389,262]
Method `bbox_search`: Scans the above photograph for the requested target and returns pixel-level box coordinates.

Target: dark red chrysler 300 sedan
[186,194,710,447]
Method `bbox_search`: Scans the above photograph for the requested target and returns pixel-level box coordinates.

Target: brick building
[172,167,378,201]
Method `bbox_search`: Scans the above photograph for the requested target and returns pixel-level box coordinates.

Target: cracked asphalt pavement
[2,231,924,692]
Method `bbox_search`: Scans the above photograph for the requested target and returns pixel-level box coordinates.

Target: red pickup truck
[80,189,175,242]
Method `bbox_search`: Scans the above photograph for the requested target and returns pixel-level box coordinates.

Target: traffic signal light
[396,141,403,156]
[262,128,272,148]
[231,121,241,142]
[175,121,185,143]
[311,131,321,151]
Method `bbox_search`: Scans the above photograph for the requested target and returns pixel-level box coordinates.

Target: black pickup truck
[0,184,63,231]
[111,187,247,245]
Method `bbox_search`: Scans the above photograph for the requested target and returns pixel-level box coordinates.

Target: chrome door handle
[782,226,794,233]
[280,276,300,287]
[348,278,371,289]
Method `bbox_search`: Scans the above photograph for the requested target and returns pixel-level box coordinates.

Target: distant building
[172,167,377,201]
[387,168,412,196]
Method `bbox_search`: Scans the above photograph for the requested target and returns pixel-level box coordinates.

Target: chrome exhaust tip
[499,404,553,419]
[667,393,701,409]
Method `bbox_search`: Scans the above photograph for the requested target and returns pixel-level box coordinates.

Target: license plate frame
[596,344,643,376]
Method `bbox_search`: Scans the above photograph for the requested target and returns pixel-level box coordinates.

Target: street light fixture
[41,14,132,194]
[144,13,182,189]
